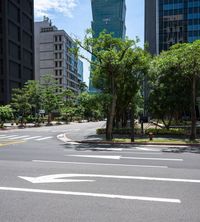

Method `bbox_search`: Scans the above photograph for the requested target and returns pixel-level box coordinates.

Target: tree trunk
[190,75,196,140]
[106,94,117,140]
[130,107,135,142]
[47,112,52,125]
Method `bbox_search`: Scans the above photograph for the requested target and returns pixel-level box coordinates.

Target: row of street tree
[0,31,199,140]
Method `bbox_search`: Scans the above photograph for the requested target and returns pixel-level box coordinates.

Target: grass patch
[113,138,200,144]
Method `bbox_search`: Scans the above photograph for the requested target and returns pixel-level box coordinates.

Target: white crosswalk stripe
[0,134,53,142]
[23,136,42,140]
[35,137,53,141]
[0,135,18,139]
[9,135,30,140]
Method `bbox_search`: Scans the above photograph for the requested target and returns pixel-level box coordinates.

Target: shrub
[145,128,186,135]
[97,128,141,135]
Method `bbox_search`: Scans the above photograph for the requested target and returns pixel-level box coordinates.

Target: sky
[34,0,144,85]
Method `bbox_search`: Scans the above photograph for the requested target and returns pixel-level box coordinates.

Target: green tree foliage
[76,30,149,140]
[0,105,13,127]
[40,74,63,125]
[149,40,200,140]
[11,87,32,125]
[149,50,191,129]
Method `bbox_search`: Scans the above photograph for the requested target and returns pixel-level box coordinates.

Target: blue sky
[34,0,144,85]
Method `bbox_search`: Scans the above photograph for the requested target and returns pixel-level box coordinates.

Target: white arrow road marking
[19,173,200,184]
[0,187,181,203]
[67,155,183,162]
[33,160,168,168]
[19,174,95,183]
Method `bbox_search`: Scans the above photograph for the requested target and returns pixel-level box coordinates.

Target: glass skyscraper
[89,0,126,92]
[145,0,200,54]
[91,0,126,38]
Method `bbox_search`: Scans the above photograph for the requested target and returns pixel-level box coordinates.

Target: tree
[77,92,105,121]
[172,41,200,140]
[24,80,43,124]
[149,50,190,129]
[11,87,31,125]
[76,30,147,140]
[0,105,13,127]
[40,74,62,125]
[149,40,200,140]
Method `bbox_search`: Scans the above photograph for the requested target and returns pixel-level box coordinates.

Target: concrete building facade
[0,0,34,104]
[34,18,80,93]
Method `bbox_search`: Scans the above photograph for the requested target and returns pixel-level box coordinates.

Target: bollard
[149,132,153,141]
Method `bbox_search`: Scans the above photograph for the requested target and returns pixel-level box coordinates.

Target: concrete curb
[75,140,200,147]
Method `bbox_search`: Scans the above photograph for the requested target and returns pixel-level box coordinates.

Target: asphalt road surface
[0,122,200,222]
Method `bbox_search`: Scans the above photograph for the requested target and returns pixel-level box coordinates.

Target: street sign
[39,110,45,114]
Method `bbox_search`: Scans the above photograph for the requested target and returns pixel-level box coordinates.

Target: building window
[9,41,20,60]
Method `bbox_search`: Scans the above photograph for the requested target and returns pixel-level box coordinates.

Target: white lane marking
[35,137,53,141]
[136,147,162,151]
[67,155,121,160]
[113,152,162,155]
[9,135,30,140]
[67,155,183,162]
[70,150,162,155]
[23,136,42,140]
[19,173,200,184]
[122,157,183,161]
[32,160,168,169]
[0,135,18,139]
[0,187,181,203]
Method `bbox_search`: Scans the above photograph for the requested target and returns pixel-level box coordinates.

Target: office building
[145,0,200,54]
[0,0,34,104]
[34,18,81,93]
[89,0,126,92]
[91,0,126,38]
[78,59,83,83]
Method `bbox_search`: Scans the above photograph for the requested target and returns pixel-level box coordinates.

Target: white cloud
[34,0,78,18]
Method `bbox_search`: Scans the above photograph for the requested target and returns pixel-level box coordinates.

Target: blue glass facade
[89,0,126,92]
[159,0,200,52]
[91,0,126,38]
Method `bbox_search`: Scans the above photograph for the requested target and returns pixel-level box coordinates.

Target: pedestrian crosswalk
[0,134,53,142]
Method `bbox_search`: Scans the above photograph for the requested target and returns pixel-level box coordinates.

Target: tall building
[145,0,200,55]
[91,0,126,38]
[34,18,81,93]
[89,0,126,92]
[0,0,34,104]
[78,59,83,83]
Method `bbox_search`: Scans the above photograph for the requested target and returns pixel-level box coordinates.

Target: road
[0,122,200,222]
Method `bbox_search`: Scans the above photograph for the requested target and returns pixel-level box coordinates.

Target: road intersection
[0,122,200,221]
